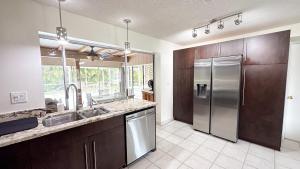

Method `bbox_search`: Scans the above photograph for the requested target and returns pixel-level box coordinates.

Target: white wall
[0,0,45,113]
[0,0,179,125]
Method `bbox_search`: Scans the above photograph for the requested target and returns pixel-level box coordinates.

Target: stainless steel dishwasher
[126,107,156,165]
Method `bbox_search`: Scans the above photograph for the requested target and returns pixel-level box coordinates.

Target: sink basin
[79,107,110,118]
[42,112,84,127]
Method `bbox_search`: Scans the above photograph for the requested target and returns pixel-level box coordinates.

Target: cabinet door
[0,142,31,169]
[244,30,290,65]
[173,67,193,124]
[239,64,287,150]
[195,44,219,59]
[174,48,195,68]
[89,125,125,169]
[173,48,195,124]
[30,129,88,169]
[219,39,244,57]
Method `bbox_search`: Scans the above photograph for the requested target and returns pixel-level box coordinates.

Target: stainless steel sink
[79,107,110,118]
[42,112,84,127]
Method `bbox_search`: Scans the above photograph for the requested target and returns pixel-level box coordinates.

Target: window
[42,65,65,103]
[80,67,122,106]
[144,64,153,89]
[42,65,77,107]
[126,64,153,99]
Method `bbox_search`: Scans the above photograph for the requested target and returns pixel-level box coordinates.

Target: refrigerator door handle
[242,68,246,106]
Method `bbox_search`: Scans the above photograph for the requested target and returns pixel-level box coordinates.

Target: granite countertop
[0,99,156,148]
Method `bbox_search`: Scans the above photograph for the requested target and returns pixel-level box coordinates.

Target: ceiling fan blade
[79,46,90,53]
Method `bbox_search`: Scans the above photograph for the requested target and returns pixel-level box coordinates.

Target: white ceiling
[34,0,300,45]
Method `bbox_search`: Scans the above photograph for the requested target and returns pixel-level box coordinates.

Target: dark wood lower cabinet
[30,129,87,169]
[0,142,31,169]
[0,115,126,169]
[90,125,125,169]
[239,64,287,150]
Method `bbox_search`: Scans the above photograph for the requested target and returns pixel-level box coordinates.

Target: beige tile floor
[126,120,300,169]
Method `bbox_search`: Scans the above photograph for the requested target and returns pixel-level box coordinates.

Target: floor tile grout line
[208,141,226,169]
[241,141,252,169]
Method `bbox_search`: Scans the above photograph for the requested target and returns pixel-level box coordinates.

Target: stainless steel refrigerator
[193,55,242,142]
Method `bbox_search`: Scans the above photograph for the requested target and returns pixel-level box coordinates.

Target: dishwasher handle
[126,111,155,121]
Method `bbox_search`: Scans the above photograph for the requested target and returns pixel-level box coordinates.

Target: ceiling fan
[86,46,113,61]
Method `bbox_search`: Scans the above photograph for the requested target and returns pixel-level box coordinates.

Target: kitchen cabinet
[244,30,290,65]
[173,48,194,124]
[0,115,126,169]
[219,39,244,57]
[0,142,31,169]
[30,129,87,169]
[239,64,288,150]
[89,125,125,169]
[195,44,219,59]
[174,47,195,68]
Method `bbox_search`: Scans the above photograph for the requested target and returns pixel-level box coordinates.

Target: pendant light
[56,0,68,45]
[123,19,132,54]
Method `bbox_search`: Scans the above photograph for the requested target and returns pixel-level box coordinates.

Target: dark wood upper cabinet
[219,39,244,57]
[0,142,31,169]
[244,30,290,65]
[195,44,219,59]
[174,48,195,68]
[239,64,288,150]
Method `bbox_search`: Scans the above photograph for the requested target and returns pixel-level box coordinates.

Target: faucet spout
[66,84,81,111]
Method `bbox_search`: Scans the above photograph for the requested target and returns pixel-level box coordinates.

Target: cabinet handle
[84,144,89,169]
[93,141,97,169]
[242,68,246,106]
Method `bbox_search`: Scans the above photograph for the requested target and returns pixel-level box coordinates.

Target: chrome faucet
[66,84,82,111]
[86,93,96,108]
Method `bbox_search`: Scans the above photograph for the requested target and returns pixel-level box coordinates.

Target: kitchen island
[0,99,156,169]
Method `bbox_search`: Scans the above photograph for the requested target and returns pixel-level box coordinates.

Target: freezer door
[193,58,212,133]
[211,56,242,142]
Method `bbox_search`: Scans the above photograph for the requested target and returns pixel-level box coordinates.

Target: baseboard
[157,118,174,126]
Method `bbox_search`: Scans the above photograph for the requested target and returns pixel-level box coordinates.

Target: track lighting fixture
[217,20,224,30]
[192,12,243,38]
[192,29,197,38]
[56,0,68,45]
[205,25,210,34]
[234,14,243,25]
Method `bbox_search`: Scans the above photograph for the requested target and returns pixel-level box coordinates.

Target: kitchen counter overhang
[0,99,156,148]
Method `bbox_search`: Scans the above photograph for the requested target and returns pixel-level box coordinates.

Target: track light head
[234,14,242,25]
[217,20,224,29]
[192,29,197,38]
[205,25,210,34]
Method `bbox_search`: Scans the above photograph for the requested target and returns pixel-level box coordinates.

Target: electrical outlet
[10,92,28,104]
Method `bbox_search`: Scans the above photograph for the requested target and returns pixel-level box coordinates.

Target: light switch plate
[10,92,28,104]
